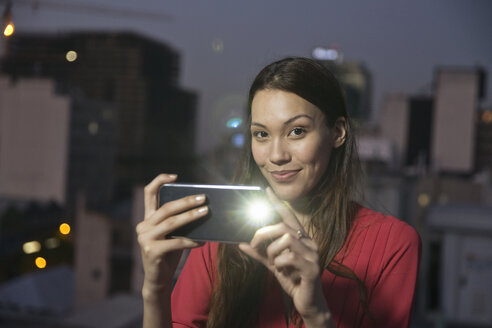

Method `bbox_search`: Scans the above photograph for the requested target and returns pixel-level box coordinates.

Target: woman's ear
[332,117,347,148]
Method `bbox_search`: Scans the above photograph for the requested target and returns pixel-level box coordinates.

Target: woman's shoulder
[351,205,421,249]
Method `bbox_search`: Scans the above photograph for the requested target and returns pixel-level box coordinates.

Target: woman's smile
[269,169,302,183]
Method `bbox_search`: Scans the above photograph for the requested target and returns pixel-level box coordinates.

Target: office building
[1,32,198,199]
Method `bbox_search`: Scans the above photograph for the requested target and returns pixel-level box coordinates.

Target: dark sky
[3,0,492,153]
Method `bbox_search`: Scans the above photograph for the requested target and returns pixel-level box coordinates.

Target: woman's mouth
[269,170,301,182]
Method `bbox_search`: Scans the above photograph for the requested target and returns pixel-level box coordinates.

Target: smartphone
[159,183,278,243]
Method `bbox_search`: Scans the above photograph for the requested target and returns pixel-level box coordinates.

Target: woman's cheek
[251,144,267,167]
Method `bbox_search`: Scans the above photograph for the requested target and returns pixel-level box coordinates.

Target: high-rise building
[405,96,434,168]
[476,109,492,171]
[314,49,372,122]
[0,76,70,204]
[431,68,484,173]
[1,32,197,200]
[379,93,409,168]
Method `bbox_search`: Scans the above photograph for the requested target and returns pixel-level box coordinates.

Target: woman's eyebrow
[251,114,313,128]
[251,122,267,128]
[283,114,313,125]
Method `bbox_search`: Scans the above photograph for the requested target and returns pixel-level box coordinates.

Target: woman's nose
[269,139,291,165]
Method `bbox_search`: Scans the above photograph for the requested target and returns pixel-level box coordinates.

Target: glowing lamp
[3,23,13,37]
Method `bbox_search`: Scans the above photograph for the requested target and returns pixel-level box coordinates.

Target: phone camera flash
[246,200,274,227]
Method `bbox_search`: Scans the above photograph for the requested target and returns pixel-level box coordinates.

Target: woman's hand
[137,173,208,295]
[239,188,333,327]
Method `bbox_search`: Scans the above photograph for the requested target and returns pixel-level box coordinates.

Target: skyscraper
[313,48,372,122]
[1,31,197,201]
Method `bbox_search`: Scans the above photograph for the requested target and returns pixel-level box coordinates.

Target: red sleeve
[368,220,422,328]
[171,242,218,328]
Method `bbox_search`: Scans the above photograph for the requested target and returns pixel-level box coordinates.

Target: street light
[2,1,14,37]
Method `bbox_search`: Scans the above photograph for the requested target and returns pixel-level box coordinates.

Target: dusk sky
[3,0,492,153]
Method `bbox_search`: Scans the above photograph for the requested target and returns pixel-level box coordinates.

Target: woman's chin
[270,186,304,203]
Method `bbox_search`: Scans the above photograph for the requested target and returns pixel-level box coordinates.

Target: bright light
[312,47,340,61]
[59,223,71,235]
[65,50,78,62]
[35,257,47,269]
[3,23,14,37]
[226,118,242,129]
[45,237,60,249]
[23,241,41,254]
[246,200,274,227]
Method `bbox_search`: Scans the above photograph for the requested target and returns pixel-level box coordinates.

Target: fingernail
[197,206,208,214]
[168,174,177,178]
[195,194,205,202]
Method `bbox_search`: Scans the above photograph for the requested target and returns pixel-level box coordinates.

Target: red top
[171,207,421,327]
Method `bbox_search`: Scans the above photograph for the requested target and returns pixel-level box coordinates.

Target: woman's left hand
[239,188,333,327]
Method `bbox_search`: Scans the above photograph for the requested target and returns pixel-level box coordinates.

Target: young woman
[137,57,421,328]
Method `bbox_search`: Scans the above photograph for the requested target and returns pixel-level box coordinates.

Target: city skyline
[2,0,491,154]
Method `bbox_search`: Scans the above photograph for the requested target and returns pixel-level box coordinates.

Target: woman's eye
[253,131,268,138]
[289,128,305,137]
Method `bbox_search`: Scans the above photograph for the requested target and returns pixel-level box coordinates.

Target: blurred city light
[45,237,61,249]
[312,47,342,62]
[65,50,78,62]
[2,1,14,37]
[232,133,244,147]
[226,117,242,129]
[35,257,47,269]
[59,223,71,235]
[88,121,99,135]
[418,193,430,207]
[3,22,13,36]
[482,111,492,124]
[212,38,224,54]
[22,241,41,254]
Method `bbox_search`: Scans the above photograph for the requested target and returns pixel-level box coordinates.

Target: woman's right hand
[136,173,208,295]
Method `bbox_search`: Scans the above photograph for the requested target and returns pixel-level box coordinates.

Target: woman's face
[251,89,339,202]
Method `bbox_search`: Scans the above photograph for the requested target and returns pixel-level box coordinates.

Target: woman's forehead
[251,90,325,123]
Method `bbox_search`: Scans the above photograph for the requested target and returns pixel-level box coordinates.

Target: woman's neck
[287,197,313,233]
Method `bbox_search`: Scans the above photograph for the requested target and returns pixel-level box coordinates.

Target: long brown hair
[207,57,368,328]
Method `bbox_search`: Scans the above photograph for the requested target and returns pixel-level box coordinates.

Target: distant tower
[431,67,485,173]
[1,32,197,201]
[312,46,372,122]
[0,76,70,203]
[476,109,492,171]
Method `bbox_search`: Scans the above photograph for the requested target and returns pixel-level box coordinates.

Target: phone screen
[159,183,277,243]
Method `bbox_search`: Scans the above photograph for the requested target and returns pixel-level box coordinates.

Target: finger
[273,250,318,277]
[266,233,318,263]
[266,187,304,231]
[249,223,289,248]
[144,173,177,218]
[148,193,207,226]
[139,205,208,239]
[141,238,203,260]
